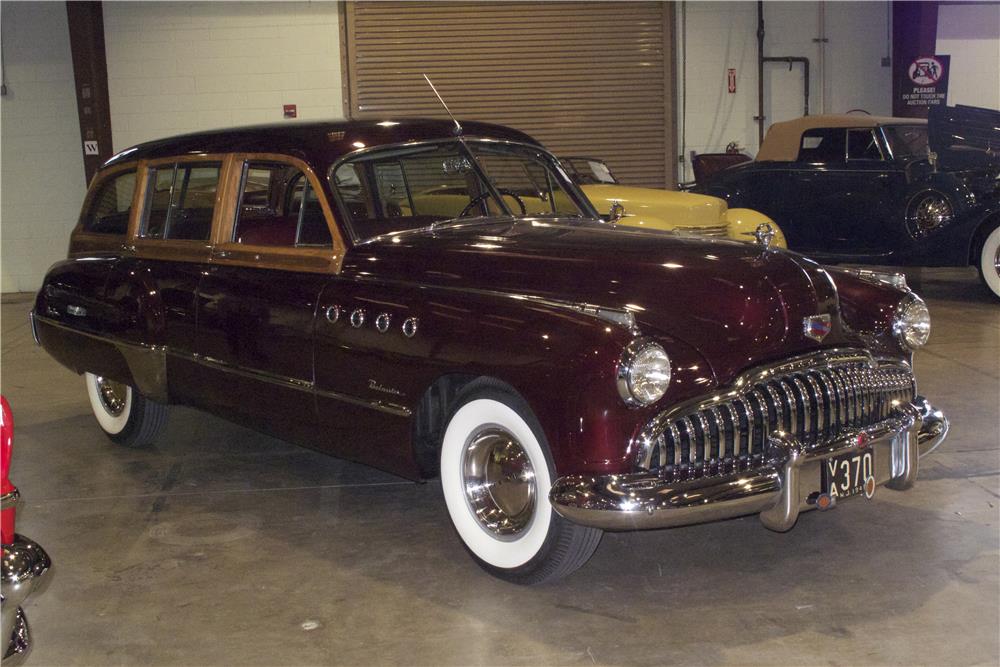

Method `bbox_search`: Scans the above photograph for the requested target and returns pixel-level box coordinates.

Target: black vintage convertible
[700,105,1000,300]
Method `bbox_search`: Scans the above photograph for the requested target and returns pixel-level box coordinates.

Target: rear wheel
[85,372,169,447]
[439,379,602,584]
[977,224,1000,301]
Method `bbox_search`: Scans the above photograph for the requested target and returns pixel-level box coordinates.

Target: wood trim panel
[68,160,142,257]
[70,152,347,273]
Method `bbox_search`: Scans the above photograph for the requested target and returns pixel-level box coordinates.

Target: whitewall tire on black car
[439,378,602,584]
[85,372,169,447]
[978,224,1000,301]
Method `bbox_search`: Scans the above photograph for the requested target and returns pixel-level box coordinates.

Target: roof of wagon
[757,114,927,161]
[101,118,542,171]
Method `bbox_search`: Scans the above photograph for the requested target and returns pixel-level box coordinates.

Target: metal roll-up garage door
[342,2,677,189]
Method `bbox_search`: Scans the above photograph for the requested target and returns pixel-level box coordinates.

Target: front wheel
[439,379,602,584]
[977,224,1000,301]
[85,372,169,447]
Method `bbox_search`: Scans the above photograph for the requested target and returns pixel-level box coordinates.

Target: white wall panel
[103,1,344,152]
[677,1,892,182]
[936,3,1000,111]
[0,2,87,293]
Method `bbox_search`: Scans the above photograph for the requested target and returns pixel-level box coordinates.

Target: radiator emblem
[803,314,832,342]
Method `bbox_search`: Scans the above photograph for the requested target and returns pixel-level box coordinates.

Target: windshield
[562,157,618,185]
[882,125,928,158]
[330,140,590,243]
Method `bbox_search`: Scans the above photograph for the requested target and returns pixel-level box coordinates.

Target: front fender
[723,208,788,249]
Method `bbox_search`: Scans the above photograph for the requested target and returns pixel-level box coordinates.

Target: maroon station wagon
[32,119,948,583]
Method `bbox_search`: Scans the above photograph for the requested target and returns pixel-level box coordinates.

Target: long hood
[345,219,853,383]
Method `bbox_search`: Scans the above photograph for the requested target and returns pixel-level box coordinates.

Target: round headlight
[617,340,671,407]
[893,294,931,349]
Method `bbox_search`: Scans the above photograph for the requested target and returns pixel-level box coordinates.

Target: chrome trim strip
[27,310,40,346]
[551,400,945,532]
[33,315,410,418]
[185,352,412,418]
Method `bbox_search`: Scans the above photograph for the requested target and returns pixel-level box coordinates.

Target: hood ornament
[747,222,777,250]
[803,314,832,342]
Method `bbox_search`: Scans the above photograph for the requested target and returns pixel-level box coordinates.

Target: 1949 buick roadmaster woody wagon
[32,119,949,584]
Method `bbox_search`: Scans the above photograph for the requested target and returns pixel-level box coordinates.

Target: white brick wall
[936,4,1000,111]
[677,1,892,182]
[103,1,344,152]
[0,1,87,293]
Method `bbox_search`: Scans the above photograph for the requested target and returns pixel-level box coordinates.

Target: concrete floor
[2,267,998,666]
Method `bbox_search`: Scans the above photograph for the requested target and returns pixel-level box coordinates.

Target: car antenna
[423,74,463,136]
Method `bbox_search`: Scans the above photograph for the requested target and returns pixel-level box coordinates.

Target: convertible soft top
[756,114,926,162]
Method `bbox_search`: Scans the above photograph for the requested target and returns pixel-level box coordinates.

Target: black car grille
[635,351,915,479]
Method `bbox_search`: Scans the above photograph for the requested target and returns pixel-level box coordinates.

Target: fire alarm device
[283,104,297,119]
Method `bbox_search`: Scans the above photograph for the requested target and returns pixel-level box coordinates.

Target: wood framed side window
[211,154,346,274]
[141,162,223,241]
[232,161,333,248]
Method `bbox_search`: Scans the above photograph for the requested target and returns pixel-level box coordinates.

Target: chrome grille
[676,224,730,239]
[635,350,915,479]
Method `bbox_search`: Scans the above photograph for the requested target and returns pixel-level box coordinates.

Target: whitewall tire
[978,224,1000,301]
[85,372,169,447]
[439,379,602,584]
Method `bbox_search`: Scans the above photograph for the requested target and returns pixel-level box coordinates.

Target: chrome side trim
[183,353,413,418]
[33,315,410,418]
[550,400,940,532]
[27,311,39,346]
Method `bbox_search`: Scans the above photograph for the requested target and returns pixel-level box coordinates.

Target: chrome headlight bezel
[617,339,672,407]
[893,293,931,350]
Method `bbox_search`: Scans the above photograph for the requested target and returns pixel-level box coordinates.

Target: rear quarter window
[82,170,136,235]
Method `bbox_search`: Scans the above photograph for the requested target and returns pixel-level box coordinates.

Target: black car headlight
[893,294,931,350]
[617,339,671,407]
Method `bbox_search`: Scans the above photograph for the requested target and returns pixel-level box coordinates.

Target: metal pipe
[756,1,765,147]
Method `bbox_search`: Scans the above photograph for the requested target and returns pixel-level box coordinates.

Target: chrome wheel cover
[461,426,536,539]
[907,194,952,236]
[94,376,127,417]
[994,244,1000,277]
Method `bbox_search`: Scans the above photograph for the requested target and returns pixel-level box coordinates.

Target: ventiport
[549,398,948,532]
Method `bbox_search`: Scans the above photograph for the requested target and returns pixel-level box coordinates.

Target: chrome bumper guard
[550,397,948,532]
[2,534,51,660]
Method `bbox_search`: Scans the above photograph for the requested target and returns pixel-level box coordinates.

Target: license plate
[822,450,876,500]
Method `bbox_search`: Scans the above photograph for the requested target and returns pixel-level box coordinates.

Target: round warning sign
[908,56,945,85]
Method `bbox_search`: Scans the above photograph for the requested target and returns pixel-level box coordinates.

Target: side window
[847,129,883,160]
[82,170,136,235]
[142,162,221,241]
[797,128,846,163]
[232,162,332,247]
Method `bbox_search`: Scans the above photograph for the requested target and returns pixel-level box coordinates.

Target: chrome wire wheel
[462,427,536,539]
[906,192,953,237]
[95,376,128,417]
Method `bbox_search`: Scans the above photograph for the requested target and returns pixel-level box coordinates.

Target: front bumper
[1,532,51,660]
[550,397,948,532]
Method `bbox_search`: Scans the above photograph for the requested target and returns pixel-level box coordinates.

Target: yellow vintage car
[561,156,787,248]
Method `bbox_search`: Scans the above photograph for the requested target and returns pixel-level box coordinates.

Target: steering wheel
[459,188,527,218]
